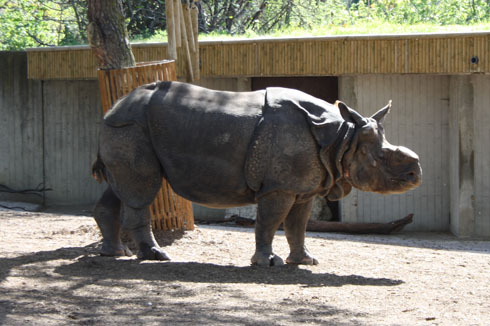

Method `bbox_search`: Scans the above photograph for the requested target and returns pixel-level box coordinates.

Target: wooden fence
[27,32,490,80]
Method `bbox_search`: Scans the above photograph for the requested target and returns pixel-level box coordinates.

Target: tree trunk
[86,0,135,69]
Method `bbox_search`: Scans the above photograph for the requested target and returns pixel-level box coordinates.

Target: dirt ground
[0,207,489,326]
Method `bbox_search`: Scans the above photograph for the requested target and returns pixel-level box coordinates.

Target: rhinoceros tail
[91,152,107,184]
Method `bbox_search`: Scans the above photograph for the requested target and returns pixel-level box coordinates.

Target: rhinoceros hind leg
[94,186,132,257]
[251,191,295,266]
[121,204,171,261]
[137,242,171,261]
[100,123,168,261]
[284,199,319,265]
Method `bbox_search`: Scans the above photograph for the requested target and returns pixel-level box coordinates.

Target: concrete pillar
[449,76,476,237]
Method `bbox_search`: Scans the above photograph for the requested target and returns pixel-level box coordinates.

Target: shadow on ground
[0,243,387,326]
[0,243,403,288]
[0,242,392,326]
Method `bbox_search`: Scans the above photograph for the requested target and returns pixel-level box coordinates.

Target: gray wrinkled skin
[92,81,422,266]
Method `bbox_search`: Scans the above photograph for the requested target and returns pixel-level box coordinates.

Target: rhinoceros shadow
[0,243,403,288]
[0,244,379,326]
[48,247,403,288]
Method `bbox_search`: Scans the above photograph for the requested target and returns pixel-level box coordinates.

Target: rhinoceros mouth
[380,171,422,194]
[346,165,422,195]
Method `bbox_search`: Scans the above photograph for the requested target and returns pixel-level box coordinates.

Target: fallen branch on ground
[204,214,414,235]
[305,214,413,234]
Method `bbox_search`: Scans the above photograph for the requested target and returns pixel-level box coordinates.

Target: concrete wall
[0,52,105,206]
[0,52,44,203]
[42,80,105,204]
[339,75,451,231]
[340,74,490,237]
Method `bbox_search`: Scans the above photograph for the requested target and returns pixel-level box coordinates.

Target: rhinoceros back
[147,81,265,207]
[103,82,159,128]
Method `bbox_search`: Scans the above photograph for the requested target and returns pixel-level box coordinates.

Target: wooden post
[165,0,199,81]
[174,0,182,48]
[178,0,194,81]
[191,1,200,80]
[165,0,177,60]
[183,1,195,52]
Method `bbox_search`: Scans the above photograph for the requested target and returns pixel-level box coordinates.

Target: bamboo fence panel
[97,60,194,231]
[27,33,490,80]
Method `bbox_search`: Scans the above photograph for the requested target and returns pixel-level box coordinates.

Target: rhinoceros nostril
[404,171,419,183]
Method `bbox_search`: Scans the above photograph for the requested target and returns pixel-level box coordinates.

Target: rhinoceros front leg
[283,198,319,265]
[94,186,132,257]
[251,191,295,266]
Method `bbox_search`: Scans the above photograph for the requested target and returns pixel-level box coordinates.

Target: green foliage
[0,0,86,50]
[1,0,489,50]
[199,0,490,36]
[123,0,166,37]
[348,0,490,25]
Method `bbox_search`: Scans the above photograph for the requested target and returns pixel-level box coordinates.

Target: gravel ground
[0,207,489,326]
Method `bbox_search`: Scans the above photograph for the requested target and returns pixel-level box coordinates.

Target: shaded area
[0,245,403,287]
[56,255,404,288]
[1,285,368,326]
[0,245,382,326]
[2,212,489,325]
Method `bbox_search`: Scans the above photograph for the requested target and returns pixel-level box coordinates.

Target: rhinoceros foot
[251,252,285,267]
[286,252,319,265]
[100,242,133,257]
[137,243,171,261]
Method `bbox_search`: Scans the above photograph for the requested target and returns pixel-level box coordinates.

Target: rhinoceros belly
[147,82,264,207]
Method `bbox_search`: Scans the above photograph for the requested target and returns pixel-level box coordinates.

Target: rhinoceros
[92,81,422,266]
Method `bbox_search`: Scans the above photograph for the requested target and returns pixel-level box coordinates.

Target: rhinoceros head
[337,101,422,194]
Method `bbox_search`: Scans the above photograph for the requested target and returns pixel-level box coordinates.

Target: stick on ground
[227,214,414,235]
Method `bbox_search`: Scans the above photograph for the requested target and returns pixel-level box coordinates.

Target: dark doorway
[252,76,338,104]
[252,76,340,221]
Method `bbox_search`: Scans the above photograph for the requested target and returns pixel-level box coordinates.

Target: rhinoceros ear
[335,101,366,126]
[371,100,392,123]
[293,99,345,150]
